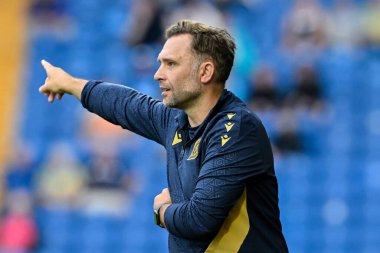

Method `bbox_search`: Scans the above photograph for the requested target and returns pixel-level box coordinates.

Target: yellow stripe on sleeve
[205,188,249,253]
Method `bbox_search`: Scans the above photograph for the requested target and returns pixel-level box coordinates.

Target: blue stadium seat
[17,1,380,253]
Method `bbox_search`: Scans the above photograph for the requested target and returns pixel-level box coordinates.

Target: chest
[167,136,204,202]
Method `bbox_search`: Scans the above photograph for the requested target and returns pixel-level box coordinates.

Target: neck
[186,85,224,127]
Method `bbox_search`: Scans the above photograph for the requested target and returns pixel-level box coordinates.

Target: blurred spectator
[165,0,226,28]
[272,108,303,156]
[79,111,139,162]
[77,112,142,217]
[215,0,251,11]
[326,0,363,49]
[80,147,138,217]
[248,64,279,112]
[281,0,328,59]
[0,190,38,253]
[79,113,130,151]
[29,0,75,40]
[284,64,324,112]
[218,2,259,99]
[5,143,36,192]
[87,148,133,190]
[362,0,380,49]
[30,0,66,19]
[35,142,87,209]
[123,0,165,46]
[128,44,162,97]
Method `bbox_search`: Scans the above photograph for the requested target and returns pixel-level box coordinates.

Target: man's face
[154,34,202,110]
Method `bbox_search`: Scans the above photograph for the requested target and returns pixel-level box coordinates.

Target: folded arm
[163,116,271,239]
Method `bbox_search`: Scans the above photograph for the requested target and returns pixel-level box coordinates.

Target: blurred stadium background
[1,0,380,252]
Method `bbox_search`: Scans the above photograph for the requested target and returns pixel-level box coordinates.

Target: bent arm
[163,116,273,239]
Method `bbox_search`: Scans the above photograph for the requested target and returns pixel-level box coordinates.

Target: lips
[160,86,171,96]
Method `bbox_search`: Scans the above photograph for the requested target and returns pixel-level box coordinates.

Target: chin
[164,100,181,109]
[165,103,177,109]
[163,99,174,108]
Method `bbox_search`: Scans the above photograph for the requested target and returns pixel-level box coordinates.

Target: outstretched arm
[39,59,174,146]
[39,60,88,103]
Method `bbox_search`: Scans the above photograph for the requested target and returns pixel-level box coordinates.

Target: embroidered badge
[187,138,201,160]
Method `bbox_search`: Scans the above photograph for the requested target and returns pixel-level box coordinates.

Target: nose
[154,65,164,81]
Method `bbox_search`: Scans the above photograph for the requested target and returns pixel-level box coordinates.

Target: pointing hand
[39,60,88,103]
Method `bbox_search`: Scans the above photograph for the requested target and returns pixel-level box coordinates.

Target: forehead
[158,34,193,60]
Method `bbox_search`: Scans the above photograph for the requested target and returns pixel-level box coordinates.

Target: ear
[199,61,215,84]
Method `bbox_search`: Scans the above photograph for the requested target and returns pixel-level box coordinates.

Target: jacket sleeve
[81,80,173,146]
[164,111,274,239]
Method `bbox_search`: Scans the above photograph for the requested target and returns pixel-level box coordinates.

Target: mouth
[160,87,171,96]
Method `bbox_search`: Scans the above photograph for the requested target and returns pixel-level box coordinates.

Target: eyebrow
[157,55,182,63]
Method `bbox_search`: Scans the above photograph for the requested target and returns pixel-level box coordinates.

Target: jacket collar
[174,89,232,141]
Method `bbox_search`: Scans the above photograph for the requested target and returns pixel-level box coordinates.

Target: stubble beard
[163,84,202,110]
[163,58,202,110]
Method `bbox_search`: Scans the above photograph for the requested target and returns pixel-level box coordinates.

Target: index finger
[41,59,54,71]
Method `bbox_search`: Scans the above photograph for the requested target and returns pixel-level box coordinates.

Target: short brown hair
[165,20,236,84]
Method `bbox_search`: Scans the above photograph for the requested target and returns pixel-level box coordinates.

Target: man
[39,20,288,253]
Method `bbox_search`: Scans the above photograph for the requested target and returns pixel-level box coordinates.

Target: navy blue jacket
[81,81,288,253]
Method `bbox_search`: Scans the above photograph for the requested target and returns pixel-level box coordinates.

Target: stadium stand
[1,0,380,252]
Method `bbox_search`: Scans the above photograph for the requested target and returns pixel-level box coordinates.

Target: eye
[167,61,176,67]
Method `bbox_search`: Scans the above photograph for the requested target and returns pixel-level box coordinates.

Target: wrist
[154,202,170,228]
[69,78,88,100]
[159,203,170,228]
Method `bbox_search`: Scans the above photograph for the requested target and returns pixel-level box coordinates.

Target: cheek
[170,67,198,88]
[170,72,188,87]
